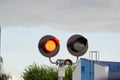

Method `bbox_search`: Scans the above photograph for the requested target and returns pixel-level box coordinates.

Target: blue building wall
[81,58,94,80]
[100,61,120,79]
[80,58,120,80]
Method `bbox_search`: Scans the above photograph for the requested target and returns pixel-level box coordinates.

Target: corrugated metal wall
[81,58,94,80]
[73,58,120,80]
[100,61,120,79]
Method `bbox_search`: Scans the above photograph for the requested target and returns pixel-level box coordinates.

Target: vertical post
[58,77,63,80]
[0,26,3,78]
[58,66,64,80]
[0,26,1,56]
[89,51,99,62]
[0,26,2,77]
[58,59,65,80]
[89,51,100,80]
[0,26,1,76]
[49,58,65,80]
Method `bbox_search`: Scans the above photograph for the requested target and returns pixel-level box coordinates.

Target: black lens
[73,41,84,52]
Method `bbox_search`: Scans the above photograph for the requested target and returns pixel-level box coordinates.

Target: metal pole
[58,77,63,80]
[0,26,2,77]
[0,26,1,56]
[49,57,56,64]
[0,26,1,76]
[49,58,65,80]
[58,59,65,80]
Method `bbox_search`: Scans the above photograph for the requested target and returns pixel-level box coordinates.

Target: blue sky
[1,27,120,80]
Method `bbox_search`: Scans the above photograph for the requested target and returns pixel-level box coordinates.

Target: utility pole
[0,26,1,56]
[0,26,3,76]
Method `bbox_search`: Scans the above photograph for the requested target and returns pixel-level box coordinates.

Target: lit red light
[44,40,57,52]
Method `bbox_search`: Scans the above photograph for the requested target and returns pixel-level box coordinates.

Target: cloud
[0,0,120,32]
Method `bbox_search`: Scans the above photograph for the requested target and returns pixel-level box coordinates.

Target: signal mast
[38,34,88,80]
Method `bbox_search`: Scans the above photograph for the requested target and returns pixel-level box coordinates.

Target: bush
[22,63,57,80]
[64,66,73,80]
[0,74,8,80]
[22,63,73,80]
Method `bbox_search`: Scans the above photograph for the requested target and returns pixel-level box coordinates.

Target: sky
[1,27,120,80]
[0,0,120,32]
[0,0,120,80]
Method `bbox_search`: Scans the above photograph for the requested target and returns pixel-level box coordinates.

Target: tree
[0,74,8,80]
[64,66,73,80]
[22,63,73,80]
[22,63,58,80]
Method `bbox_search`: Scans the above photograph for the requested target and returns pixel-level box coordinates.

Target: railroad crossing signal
[38,35,60,57]
[38,34,88,80]
[38,34,88,64]
[64,59,73,65]
[67,34,88,57]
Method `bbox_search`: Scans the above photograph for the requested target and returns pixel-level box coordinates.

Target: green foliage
[64,66,73,80]
[22,63,73,80]
[22,63,58,80]
[0,74,8,80]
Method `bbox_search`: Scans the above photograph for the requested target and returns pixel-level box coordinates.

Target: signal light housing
[64,59,73,65]
[67,34,88,57]
[38,35,60,57]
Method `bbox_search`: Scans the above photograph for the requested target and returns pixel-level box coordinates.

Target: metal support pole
[58,59,65,80]
[89,51,100,80]
[49,56,79,80]
[0,26,1,56]
[89,51,99,62]
[49,58,65,80]
[49,57,56,64]
[0,26,2,77]
[58,77,63,80]
[72,56,79,66]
